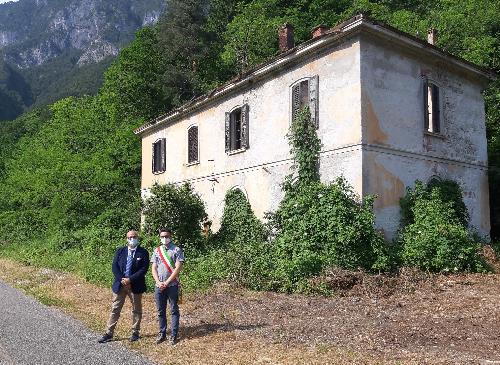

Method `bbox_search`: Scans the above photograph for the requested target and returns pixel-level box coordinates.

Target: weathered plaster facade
[135,16,493,238]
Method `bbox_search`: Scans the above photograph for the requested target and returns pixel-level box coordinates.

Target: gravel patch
[0,279,158,365]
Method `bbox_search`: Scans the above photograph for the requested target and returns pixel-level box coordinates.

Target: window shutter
[431,84,440,133]
[423,78,429,131]
[292,83,300,122]
[241,104,249,149]
[152,142,156,173]
[225,112,231,152]
[188,126,198,163]
[160,138,166,172]
[309,75,319,128]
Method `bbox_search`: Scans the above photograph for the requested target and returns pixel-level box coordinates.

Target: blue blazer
[111,246,149,294]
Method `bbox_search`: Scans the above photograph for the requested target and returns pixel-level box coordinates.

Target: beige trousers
[105,286,143,336]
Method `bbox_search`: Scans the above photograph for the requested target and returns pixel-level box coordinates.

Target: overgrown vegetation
[399,181,486,273]
[0,0,499,293]
[184,106,390,293]
[400,179,470,228]
[142,183,207,255]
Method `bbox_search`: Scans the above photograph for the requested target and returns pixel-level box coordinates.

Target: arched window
[187,125,199,164]
[291,75,319,127]
[225,104,249,153]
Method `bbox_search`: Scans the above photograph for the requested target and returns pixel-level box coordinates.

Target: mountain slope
[0,0,166,121]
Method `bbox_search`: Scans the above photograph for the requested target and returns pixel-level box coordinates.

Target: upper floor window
[187,126,199,164]
[291,75,319,127]
[424,79,441,134]
[225,104,249,153]
[152,138,166,174]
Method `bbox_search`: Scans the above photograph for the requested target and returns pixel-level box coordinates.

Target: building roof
[134,14,495,136]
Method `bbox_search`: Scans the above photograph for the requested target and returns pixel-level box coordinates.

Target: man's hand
[121,278,131,288]
[156,281,168,291]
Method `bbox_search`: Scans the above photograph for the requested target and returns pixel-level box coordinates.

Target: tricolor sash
[157,245,176,275]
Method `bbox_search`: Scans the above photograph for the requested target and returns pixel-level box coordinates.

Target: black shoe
[156,332,166,344]
[169,336,177,346]
[98,333,113,343]
[130,332,140,342]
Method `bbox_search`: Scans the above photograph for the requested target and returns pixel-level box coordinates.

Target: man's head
[159,228,172,245]
[126,230,139,248]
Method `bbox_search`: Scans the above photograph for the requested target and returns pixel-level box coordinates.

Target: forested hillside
[0,0,498,284]
[0,0,165,121]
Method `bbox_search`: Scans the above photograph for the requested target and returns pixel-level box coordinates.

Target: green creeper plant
[283,106,322,191]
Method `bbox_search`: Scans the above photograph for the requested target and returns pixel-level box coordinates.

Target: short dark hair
[159,228,172,235]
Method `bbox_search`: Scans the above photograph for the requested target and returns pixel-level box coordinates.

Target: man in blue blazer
[98,230,149,343]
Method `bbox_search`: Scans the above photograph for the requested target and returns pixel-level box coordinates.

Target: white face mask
[160,237,171,245]
[127,237,139,248]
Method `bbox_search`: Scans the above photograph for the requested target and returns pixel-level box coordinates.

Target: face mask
[160,237,171,245]
[128,237,139,248]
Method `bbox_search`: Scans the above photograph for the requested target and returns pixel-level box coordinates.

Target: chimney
[278,23,294,52]
[312,24,328,39]
[427,28,438,45]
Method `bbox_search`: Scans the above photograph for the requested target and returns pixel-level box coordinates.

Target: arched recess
[229,185,249,200]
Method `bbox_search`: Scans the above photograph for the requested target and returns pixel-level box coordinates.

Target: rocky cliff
[0,0,166,121]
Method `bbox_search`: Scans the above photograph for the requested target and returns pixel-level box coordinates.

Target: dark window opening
[225,105,249,153]
[425,81,441,134]
[230,108,242,151]
[152,138,166,174]
[292,80,310,122]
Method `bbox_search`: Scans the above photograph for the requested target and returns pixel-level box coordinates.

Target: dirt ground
[0,258,499,365]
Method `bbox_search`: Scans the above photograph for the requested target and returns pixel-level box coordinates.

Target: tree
[142,183,207,254]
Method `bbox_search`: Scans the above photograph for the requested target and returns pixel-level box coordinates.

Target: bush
[205,189,271,289]
[142,183,207,255]
[215,189,265,246]
[399,183,485,272]
[400,179,469,228]
[266,178,390,292]
[182,249,229,292]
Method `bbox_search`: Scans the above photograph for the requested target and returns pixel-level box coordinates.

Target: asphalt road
[0,279,158,365]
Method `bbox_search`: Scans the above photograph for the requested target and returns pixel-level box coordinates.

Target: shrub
[207,188,271,289]
[399,184,485,272]
[215,189,265,246]
[142,183,207,255]
[266,178,389,292]
[400,179,469,228]
[254,104,393,292]
[182,249,229,292]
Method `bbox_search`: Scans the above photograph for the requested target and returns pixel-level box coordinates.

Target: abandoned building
[134,14,493,239]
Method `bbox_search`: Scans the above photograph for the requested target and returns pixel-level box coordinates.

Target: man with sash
[98,230,149,343]
[151,228,185,345]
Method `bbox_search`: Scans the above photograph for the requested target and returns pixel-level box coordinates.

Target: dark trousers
[154,285,180,337]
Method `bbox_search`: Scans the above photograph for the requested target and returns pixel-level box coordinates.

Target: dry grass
[1,258,499,365]
[0,258,382,365]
